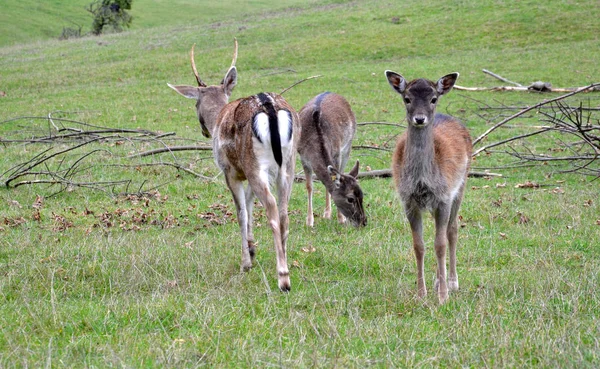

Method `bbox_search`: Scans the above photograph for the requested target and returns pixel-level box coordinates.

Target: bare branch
[128,145,212,158]
[482,69,523,87]
[279,75,322,95]
[472,83,600,147]
[295,169,502,182]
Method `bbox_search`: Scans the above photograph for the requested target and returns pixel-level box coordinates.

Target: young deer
[385,70,472,304]
[297,92,367,227]
[168,40,300,291]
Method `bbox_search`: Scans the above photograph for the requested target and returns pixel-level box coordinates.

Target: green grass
[1,0,600,367]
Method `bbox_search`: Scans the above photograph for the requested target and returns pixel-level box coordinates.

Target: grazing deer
[297,92,367,228]
[385,70,472,304]
[168,40,300,291]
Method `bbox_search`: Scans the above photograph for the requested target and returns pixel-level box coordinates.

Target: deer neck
[304,138,337,192]
[404,124,437,178]
[200,101,227,137]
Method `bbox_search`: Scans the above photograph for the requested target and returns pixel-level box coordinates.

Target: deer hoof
[248,240,257,260]
[448,278,459,291]
[241,262,252,272]
[278,271,290,292]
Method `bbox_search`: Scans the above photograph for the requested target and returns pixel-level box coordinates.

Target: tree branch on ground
[455,69,600,93]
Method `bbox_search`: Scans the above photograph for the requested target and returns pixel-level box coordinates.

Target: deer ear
[385,70,406,95]
[328,165,341,183]
[436,73,459,95]
[167,83,201,99]
[222,66,237,97]
[348,160,360,178]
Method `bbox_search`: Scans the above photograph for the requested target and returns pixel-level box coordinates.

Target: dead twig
[294,169,502,182]
[482,69,523,87]
[279,75,322,95]
[128,145,212,158]
[472,83,600,149]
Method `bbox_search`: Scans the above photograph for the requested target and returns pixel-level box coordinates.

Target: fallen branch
[128,145,212,158]
[356,122,404,128]
[482,69,522,87]
[294,169,502,182]
[455,69,600,93]
[472,82,600,150]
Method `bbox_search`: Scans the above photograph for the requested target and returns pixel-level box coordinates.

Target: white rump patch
[277,110,293,147]
[253,112,271,144]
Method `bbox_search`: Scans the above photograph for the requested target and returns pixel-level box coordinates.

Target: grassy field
[1,0,600,367]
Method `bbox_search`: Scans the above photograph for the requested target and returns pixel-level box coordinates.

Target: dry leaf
[495,183,506,188]
[517,212,530,224]
[515,181,539,189]
[499,232,507,240]
[301,246,316,253]
[32,195,44,209]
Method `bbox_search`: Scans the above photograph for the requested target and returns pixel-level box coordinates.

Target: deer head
[168,39,239,138]
[385,71,458,128]
[327,160,367,227]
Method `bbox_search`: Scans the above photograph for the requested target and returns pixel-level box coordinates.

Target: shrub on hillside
[87,0,133,36]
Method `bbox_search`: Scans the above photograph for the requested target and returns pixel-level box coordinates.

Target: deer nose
[414,116,426,125]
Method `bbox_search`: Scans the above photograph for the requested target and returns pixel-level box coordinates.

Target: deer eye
[347,197,355,204]
[431,97,438,104]
[404,97,411,104]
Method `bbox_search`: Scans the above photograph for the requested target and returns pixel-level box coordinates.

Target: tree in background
[87,0,133,35]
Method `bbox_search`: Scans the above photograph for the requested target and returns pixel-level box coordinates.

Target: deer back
[297,92,356,166]
[214,92,299,181]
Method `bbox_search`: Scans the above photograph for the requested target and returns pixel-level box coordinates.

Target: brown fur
[297,92,366,227]
[168,42,299,291]
[386,70,472,304]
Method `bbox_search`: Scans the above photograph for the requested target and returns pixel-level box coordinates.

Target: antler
[190,43,206,87]
[230,37,238,69]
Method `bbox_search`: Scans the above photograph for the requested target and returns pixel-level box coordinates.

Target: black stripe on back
[311,92,334,169]
[314,91,331,110]
[256,93,283,167]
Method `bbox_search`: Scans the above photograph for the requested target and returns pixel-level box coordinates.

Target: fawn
[385,70,472,303]
[168,40,300,291]
[297,92,366,227]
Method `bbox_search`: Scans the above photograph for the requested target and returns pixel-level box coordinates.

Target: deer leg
[323,190,332,219]
[277,170,292,265]
[433,205,451,304]
[245,185,256,261]
[225,175,252,272]
[252,179,290,292]
[303,163,315,227]
[447,196,463,292]
[406,205,426,298]
[337,208,347,224]
[335,154,347,224]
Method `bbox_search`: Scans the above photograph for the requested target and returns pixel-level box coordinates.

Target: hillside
[1,0,599,367]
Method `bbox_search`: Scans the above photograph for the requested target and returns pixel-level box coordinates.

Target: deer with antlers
[168,39,300,291]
